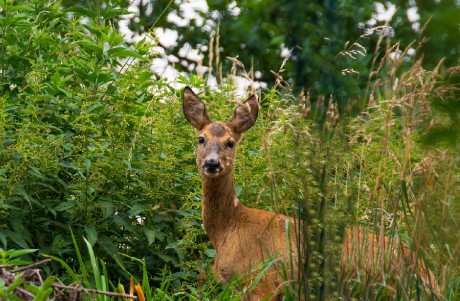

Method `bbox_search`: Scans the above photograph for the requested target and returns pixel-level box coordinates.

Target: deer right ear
[182,86,212,130]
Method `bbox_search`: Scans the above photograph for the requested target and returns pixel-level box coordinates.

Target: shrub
[0,0,197,284]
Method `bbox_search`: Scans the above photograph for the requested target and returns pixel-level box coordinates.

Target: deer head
[182,86,259,178]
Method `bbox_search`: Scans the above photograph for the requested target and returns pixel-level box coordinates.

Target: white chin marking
[204,169,221,177]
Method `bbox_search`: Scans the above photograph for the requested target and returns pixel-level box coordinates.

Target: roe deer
[182,87,438,300]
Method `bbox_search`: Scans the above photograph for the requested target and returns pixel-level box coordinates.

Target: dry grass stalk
[226,56,245,70]
[215,22,221,84]
[208,31,215,80]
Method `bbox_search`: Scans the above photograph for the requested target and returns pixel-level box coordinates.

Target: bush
[0,0,200,284]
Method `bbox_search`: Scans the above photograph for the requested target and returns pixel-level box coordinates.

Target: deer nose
[204,159,221,172]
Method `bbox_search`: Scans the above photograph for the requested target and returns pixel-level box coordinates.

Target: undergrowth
[0,0,458,300]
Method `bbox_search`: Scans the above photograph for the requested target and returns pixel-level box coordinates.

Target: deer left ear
[228,94,259,134]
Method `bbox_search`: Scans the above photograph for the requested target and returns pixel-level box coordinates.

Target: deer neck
[201,171,242,244]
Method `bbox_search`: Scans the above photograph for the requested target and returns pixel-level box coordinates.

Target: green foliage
[0,248,37,265]
[422,67,460,148]
[0,248,55,301]
[209,0,374,97]
[0,1,458,300]
[66,0,459,102]
[0,277,26,301]
[23,276,56,301]
[391,0,460,69]
[0,0,199,285]
[124,0,375,99]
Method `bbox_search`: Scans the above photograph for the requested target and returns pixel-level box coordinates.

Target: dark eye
[198,137,205,145]
[226,140,235,148]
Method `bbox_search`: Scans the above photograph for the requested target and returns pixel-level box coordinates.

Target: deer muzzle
[203,158,222,175]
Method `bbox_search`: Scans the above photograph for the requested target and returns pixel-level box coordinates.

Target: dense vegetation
[0,0,459,300]
[59,0,459,100]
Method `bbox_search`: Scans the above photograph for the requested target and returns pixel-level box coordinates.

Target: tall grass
[293,43,454,300]
[191,27,459,299]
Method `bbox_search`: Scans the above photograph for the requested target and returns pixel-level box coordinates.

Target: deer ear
[228,94,259,134]
[182,86,212,130]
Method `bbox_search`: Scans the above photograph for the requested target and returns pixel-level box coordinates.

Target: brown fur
[182,87,438,300]
[342,226,439,295]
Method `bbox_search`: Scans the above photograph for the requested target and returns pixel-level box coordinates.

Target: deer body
[202,173,296,286]
[182,87,437,300]
[183,87,297,299]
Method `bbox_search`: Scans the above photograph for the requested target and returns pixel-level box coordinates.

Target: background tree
[60,1,458,103]
[125,0,376,101]
[202,0,376,101]
[391,0,459,69]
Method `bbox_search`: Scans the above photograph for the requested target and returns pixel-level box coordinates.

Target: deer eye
[226,140,235,148]
[198,136,205,145]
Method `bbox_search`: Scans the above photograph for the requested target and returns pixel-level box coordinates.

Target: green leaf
[53,201,75,212]
[128,204,146,215]
[12,5,35,14]
[65,7,97,19]
[422,126,459,148]
[101,8,128,19]
[85,158,91,175]
[84,237,103,294]
[0,232,6,249]
[69,227,88,284]
[6,249,38,260]
[2,230,29,249]
[24,283,39,295]
[7,278,25,294]
[153,252,177,264]
[204,248,216,258]
[42,254,79,282]
[107,47,143,59]
[235,184,243,197]
[165,241,184,249]
[76,40,103,55]
[144,229,157,246]
[7,259,33,266]
[28,166,45,179]
[33,276,56,301]
[84,102,103,114]
[14,187,39,207]
[84,225,98,247]
[34,288,54,301]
